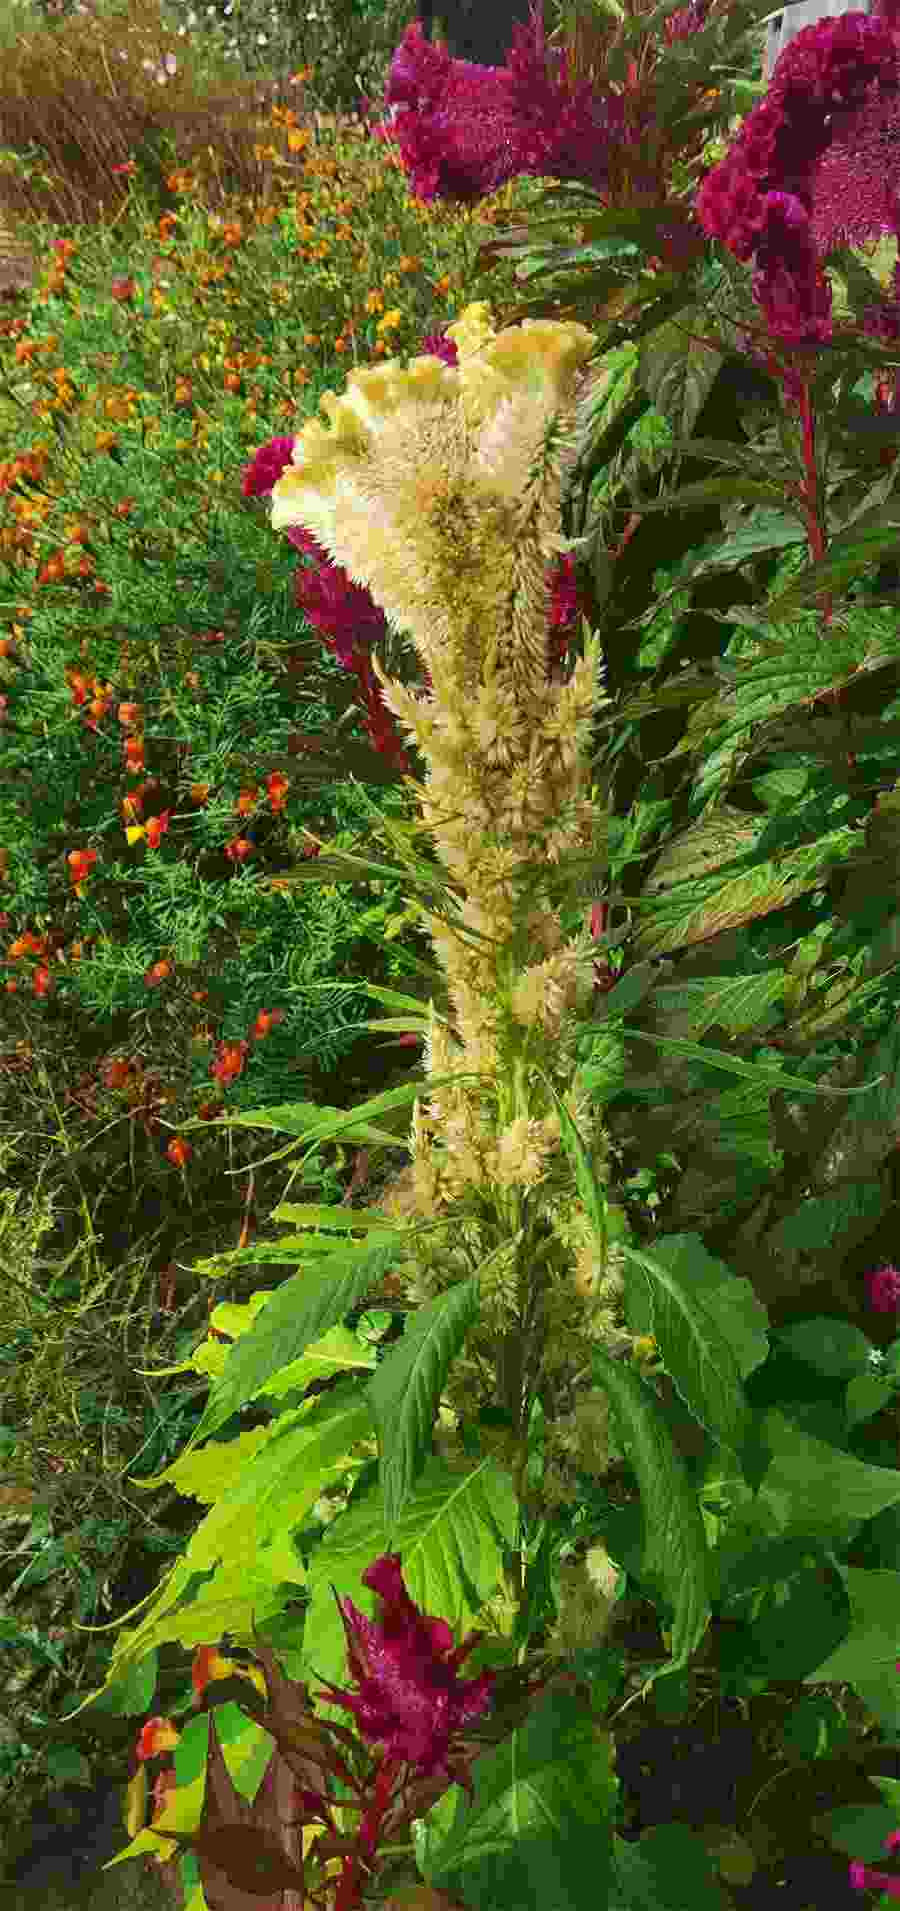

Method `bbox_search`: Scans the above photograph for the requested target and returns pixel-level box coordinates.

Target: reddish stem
[333,1758,403,1911]
[798,376,832,629]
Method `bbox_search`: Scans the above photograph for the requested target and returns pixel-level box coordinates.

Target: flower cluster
[374,0,662,208]
[864,1262,900,1312]
[663,0,711,46]
[134,1554,516,1911]
[243,320,590,775]
[695,11,900,345]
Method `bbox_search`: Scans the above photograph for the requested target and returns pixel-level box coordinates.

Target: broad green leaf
[141,1385,373,1569]
[650,970,787,1040]
[608,1824,733,1910]
[366,1277,482,1534]
[803,1568,900,1734]
[243,1322,377,1405]
[774,1317,875,1380]
[621,1243,749,1456]
[590,1349,711,1668]
[766,1184,884,1265]
[757,1410,900,1544]
[814,1802,900,1863]
[155,1234,406,1457]
[632,829,859,959]
[767,522,900,616]
[625,1230,767,1370]
[300,1455,518,1708]
[417,1689,617,1911]
[69,1552,297,1726]
[845,1374,896,1432]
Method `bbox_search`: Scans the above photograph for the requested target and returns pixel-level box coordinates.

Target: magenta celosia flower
[695,11,900,344]
[377,0,654,207]
[664,0,710,44]
[241,433,297,499]
[312,1553,496,1785]
[865,1264,900,1311]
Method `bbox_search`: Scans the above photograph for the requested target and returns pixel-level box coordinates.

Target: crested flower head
[378,0,657,205]
[267,313,597,705]
[695,11,900,344]
[313,1553,496,1784]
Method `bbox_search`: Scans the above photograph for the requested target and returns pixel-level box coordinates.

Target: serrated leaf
[767,522,900,616]
[590,1349,711,1668]
[366,1278,481,1535]
[651,970,787,1040]
[151,1237,405,1461]
[624,1233,769,1381]
[632,828,859,959]
[417,1688,618,1911]
[638,306,722,446]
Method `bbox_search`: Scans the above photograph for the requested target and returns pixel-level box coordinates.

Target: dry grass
[0,0,402,235]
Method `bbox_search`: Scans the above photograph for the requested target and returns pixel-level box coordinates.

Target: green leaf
[774,1317,875,1380]
[813,1802,900,1863]
[609,1824,733,1910]
[766,1183,885,1264]
[269,1202,398,1234]
[758,1411,900,1545]
[743,1561,851,1682]
[617,1025,886,1100]
[801,1568,900,1733]
[417,1688,617,1911]
[366,1277,482,1535]
[628,476,791,511]
[779,1693,854,1762]
[766,520,900,616]
[638,306,723,448]
[300,1454,518,1705]
[632,829,859,959]
[533,1070,607,1246]
[620,1242,750,1456]
[845,1374,897,1432]
[590,1349,712,1669]
[155,1235,405,1459]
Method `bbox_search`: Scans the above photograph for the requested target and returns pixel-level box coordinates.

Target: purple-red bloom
[376,1,657,207]
[313,1553,496,1786]
[695,11,900,345]
[865,1263,900,1311]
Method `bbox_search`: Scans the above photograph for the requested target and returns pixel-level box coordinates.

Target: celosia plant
[136,1552,550,1911]
[265,298,627,1455]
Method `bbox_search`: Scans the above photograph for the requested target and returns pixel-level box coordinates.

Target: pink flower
[865,1264,900,1311]
[696,12,900,345]
[312,1553,496,1786]
[379,0,651,207]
